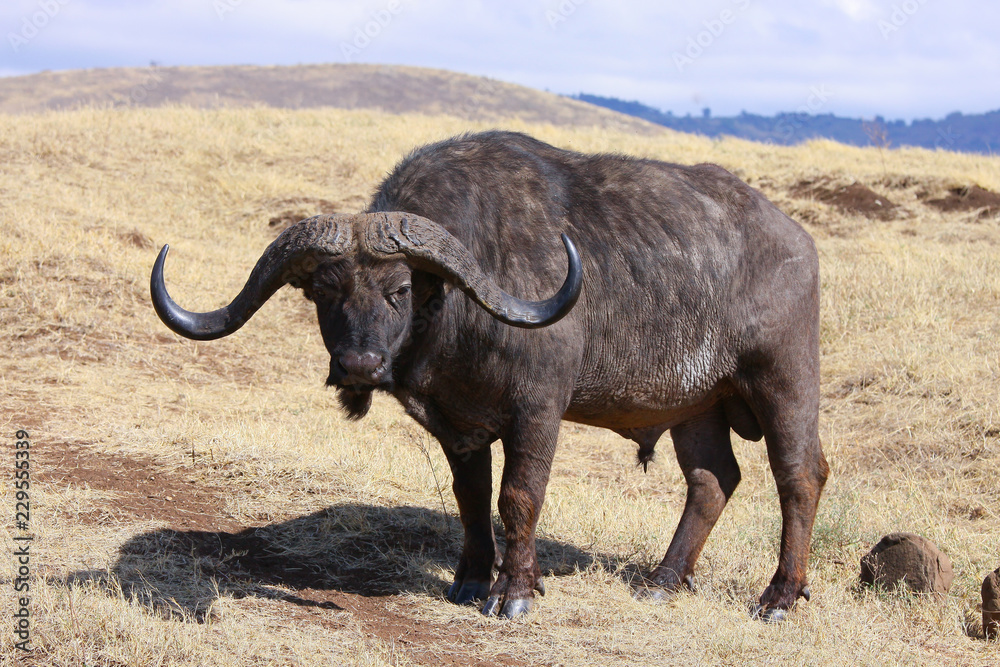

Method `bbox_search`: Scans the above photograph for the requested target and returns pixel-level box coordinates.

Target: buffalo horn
[362,212,582,329]
[150,214,354,340]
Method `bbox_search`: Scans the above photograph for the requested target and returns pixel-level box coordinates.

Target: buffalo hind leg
[481,416,559,618]
[443,442,500,605]
[643,404,739,596]
[751,378,829,621]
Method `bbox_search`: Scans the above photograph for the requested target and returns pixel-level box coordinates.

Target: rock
[859,533,953,595]
[984,568,1000,640]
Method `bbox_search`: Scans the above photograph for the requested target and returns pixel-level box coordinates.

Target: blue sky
[2,0,998,121]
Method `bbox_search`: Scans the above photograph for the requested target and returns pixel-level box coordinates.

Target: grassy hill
[0,63,658,133]
[1,103,999,665]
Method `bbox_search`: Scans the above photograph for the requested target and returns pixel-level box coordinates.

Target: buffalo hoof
[446,580,491,605]
[501,599,532,618]
[481,595,501,617]
[751,605,788,623]
[752,583,811,622]
[481,596,533,619]
[633,574,695,602]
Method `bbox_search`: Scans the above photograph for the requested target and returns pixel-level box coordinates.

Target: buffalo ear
[338,388,373,420]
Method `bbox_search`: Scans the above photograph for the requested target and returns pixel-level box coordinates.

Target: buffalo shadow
[69,503,621,622]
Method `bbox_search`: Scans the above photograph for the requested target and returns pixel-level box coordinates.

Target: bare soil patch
[36,442,242,532]
[924,185,1000,218]
[791,179,898,220]
[119,525,529,666]
[41,442,530,666]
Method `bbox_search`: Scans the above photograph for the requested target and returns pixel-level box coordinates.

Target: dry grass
[1,105,999,666]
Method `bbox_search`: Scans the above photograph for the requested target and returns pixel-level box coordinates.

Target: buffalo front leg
[481,418,559,619]
[442,442,500,605]
[643,405,739,597]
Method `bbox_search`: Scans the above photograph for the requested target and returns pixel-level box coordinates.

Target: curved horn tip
[150,244,170,298]
[560,233,581,273]
[554,232,583,317]
[500,232,582,329]
[149,243,235,342]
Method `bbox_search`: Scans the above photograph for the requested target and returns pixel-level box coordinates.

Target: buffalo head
[151,212,581,418]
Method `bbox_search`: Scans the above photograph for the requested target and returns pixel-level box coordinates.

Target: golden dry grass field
[1,105,999,666]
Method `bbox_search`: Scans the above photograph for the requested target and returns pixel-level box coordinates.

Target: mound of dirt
[859,532,954,595]
[118,228,154,249]
[791,180,898,220]
[925,185,1000,218]
[266,197,343,232]
[985,568,1000,640]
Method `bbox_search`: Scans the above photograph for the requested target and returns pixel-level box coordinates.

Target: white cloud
[821,0,879,21]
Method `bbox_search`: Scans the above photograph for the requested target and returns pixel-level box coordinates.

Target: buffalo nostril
[339,351,385,382]
[360,351,382,370]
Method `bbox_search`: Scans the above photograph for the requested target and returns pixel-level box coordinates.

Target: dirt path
[36,442,529,667]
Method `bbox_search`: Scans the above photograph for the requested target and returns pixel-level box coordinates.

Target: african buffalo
[151,130,828,621]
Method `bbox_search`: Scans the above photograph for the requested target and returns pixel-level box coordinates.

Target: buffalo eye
[309,283,341,303]
[386,284,411,307]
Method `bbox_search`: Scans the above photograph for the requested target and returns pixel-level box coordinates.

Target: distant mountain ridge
[573,93,999,154]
